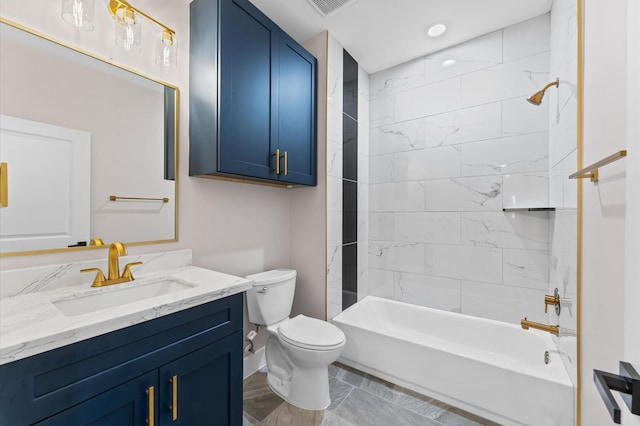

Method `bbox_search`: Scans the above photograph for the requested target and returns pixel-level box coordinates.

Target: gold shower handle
[544,288,561,315]
[0,162,8,207]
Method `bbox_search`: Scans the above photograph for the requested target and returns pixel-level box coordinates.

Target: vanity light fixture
[61,0,95,31]
[425,22,447,38]
[113,4,141,53]
[109,0,176,65]
[61,0,177,67]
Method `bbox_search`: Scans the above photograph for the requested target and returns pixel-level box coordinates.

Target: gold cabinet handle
[146,385,155,426]
[275,149,280,175]
[283,151,288,176]
[170,375,178,421]
[0,162,7,208]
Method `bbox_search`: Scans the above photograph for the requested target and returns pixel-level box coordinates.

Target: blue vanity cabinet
[0,293,243,426]
[189,0,317,186]
[34,371,158,426]
[159,332,242,425]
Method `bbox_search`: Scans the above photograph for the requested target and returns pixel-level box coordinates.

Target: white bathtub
[332,296,574,426]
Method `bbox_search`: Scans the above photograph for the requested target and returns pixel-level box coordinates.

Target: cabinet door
[35,371,157,426]
[276,33,317,186]
[218,0,278,180]
[158,331,243,426]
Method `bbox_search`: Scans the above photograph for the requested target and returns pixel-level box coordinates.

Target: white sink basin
[53,278,196,317]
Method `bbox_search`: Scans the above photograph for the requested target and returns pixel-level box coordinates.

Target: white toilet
[245,269,346,410]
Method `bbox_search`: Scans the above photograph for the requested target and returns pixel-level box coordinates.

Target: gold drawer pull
[275,149,280,174]
[170,374,178,421]
[146,386,154,426]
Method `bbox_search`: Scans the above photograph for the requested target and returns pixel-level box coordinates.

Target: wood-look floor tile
[243,372,285,422]
[260,401,326,426]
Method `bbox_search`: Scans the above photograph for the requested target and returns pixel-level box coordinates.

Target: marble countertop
[0,265,252,365]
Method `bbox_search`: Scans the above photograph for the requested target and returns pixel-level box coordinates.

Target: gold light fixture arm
[107,0,175,35]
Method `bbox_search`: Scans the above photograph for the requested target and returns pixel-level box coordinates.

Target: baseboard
[243,346,266,379]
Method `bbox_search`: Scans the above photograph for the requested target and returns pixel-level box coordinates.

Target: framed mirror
[0,19,178,256]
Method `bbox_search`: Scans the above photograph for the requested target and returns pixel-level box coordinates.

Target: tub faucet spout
[520,317,560,336]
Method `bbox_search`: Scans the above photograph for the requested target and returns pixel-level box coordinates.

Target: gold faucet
[521,317,560,336]
[90,238,105,246]
[81,242,143,287]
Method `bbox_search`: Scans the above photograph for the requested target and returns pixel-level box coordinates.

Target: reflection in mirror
[0,19,178,256]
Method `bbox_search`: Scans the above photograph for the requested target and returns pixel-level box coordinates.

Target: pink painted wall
[0,0,329,358]
[0,0,292,278]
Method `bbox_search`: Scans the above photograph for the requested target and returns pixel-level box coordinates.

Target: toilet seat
[278,314,345,351]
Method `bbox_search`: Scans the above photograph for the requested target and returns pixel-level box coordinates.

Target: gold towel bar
[109,195,169,203]
[569,150,627,182]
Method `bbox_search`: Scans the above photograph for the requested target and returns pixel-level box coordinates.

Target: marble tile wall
[326,34,344,320]
[548,0,579,389]
[326,35,370,319]
[368,14,552,325]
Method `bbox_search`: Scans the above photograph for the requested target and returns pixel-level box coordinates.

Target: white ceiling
[249,0,553,73]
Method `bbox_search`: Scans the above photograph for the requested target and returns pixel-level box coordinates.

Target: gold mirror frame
[0,18,179,258]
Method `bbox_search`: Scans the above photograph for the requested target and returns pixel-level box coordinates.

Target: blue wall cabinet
[189,0,317,186]
[0,294,243,426]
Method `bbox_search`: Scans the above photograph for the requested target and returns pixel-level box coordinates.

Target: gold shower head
[527,78,559,105]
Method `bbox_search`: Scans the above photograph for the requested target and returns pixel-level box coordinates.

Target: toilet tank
[245,269,297,326]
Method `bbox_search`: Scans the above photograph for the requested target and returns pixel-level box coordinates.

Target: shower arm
[541,79,559,93]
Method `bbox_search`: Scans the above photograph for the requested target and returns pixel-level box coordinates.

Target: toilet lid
[278,315,345,351]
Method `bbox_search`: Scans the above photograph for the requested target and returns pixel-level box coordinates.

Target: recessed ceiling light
[441,59,456,68]
[426,23,447,38]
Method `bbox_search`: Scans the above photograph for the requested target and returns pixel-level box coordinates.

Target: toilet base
[266,365,331,411]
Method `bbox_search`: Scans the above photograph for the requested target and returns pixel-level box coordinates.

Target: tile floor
[243,363,501,426]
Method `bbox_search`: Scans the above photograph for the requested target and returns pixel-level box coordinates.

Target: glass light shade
[61,0,95,31]
[155,31,177,68]
[114,7,142,53]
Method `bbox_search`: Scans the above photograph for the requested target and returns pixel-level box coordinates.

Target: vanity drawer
[0,293,242,426]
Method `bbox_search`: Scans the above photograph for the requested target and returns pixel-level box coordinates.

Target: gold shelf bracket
[569,150,627,183]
